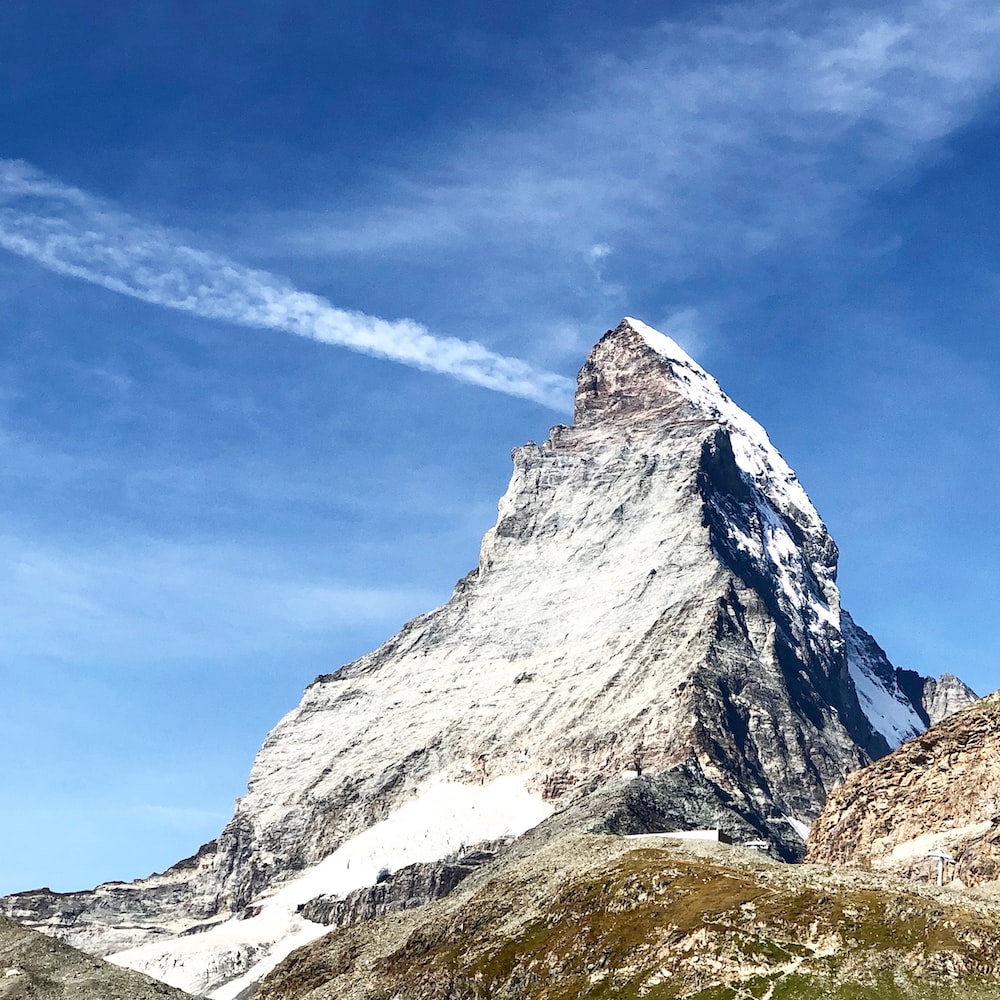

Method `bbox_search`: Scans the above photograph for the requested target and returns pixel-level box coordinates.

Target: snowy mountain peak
[0,319,977,1000]
[574,317,697,425]
[578,319,822,536]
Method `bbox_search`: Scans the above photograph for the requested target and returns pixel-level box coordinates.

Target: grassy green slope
[257,838,1000,1000]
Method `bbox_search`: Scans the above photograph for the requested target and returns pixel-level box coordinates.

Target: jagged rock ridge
[807,691,999,883]
[1,319,974,998]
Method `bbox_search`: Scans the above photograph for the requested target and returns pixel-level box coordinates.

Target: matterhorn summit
[1,319,976,997]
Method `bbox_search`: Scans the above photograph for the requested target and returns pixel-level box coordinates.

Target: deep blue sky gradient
[2,0,1000,893]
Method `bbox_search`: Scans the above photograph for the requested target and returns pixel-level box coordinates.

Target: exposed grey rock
[0,844,223,961]
[922,673,979,725]
[297,840,510,928]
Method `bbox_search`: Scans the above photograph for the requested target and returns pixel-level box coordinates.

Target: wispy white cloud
[3,1,996,394]
[269,0,1000,347]
[0,160,574,411]
[0,535,440,664]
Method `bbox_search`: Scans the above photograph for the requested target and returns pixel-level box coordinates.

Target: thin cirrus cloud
[0,535,439,665]
[0,160,574,412]
[280,0,1000,316]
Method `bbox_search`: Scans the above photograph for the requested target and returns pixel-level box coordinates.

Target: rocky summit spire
[574,319,696,424]
[1,319,977,999]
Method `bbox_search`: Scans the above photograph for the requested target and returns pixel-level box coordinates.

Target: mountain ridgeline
[0,319,976,998]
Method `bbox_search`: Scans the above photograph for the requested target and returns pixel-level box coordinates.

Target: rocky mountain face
[807,692,1000,885]
[0,915,194,1000]
[921,674,980,725]
[0,319,973,998]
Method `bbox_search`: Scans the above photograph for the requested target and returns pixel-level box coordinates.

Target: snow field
[109,775,552,998]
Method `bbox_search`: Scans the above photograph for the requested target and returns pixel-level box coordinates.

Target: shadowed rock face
[0,319,973,998]
[296,841,511,929]
[807,691,1000,885]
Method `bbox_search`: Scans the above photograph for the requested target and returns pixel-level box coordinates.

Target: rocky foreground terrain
[808,692,1000,885]
[254,832,1000,1000]
[0,916,193,1000]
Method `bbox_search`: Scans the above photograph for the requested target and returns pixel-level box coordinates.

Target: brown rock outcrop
[807,691,1000,885]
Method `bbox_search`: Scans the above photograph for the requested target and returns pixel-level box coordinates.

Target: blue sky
[2,0,1000,894]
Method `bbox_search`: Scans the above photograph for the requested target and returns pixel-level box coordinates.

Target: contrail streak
[0,160,574,411]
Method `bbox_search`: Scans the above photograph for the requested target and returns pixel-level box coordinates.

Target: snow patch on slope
[848,660,923,749]
[784,815,812,842]
[758,503,838,632]
[842,615,923,748]
[109,775,551,999]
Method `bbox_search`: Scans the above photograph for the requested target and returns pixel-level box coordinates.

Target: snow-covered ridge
[624,317,822,534]
[628,311,970,748]
[841,612,924,749]
[848,655,923,750]
[629,316,971,748]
